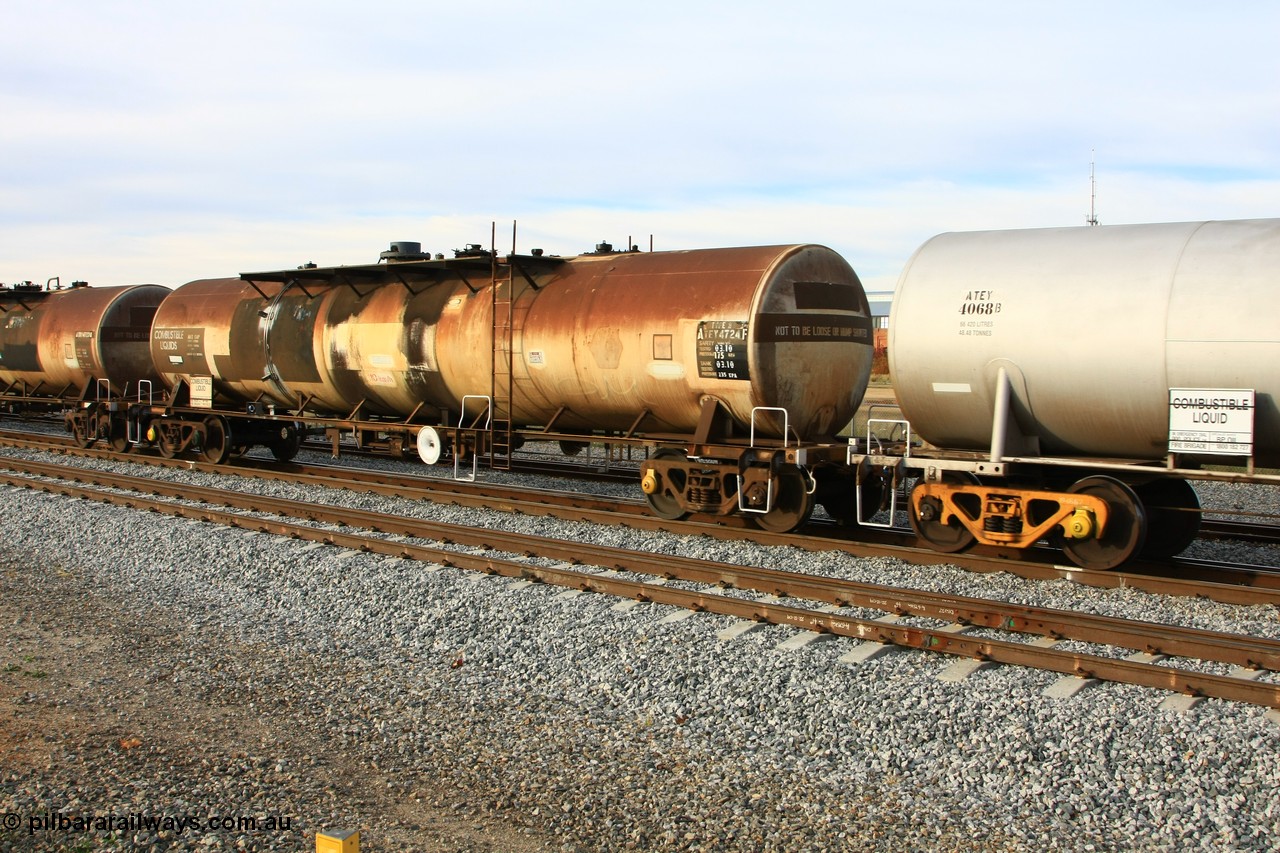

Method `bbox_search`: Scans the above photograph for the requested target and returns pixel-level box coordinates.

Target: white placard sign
[1168,388,1254,456]
[190,375,214,409]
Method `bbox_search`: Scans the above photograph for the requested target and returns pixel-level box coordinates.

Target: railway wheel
[69,418,95,449]
[200,416,233,464]
[909,472,978,553]
[156,429,181,459]
[108,419,130,453]
[1135,478,1200,558]
[269,424,303,463]
[642,449,688,521]
[1062,476,1147,570]
[755,467,816,534]
[821,471,886,526]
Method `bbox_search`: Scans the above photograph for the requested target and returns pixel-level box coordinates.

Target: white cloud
[1,1,1277,285]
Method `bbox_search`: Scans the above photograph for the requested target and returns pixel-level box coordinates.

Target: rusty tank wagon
[0,281,166,397]
[0,280,168,448]
[142,240,876,528]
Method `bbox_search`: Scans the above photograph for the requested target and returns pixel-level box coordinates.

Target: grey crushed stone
[0,444,1278,851]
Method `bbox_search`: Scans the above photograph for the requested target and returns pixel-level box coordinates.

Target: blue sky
[2,1,1277,294]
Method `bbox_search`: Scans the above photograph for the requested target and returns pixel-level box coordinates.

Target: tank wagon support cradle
[61,371,618,474]
[61,380,304,465]
[2,381,81,415]
[68,376,626,473]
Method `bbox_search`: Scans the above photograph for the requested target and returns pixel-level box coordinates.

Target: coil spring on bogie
[688,486,719,510]
[984,516,1023,533]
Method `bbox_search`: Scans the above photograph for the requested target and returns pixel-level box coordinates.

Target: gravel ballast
[1,446,1279,851]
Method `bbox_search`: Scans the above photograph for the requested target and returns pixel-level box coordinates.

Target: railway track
[296,437,643,484]
[2,454,1278,709]
[1,427,1279,607]
[1201,517,1280,545]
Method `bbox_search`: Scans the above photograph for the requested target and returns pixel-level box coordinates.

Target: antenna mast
[1086,150,1099,226]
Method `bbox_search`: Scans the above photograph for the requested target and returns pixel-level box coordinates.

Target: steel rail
[296,437,642,483]
[1201,518,1280,544]
[3,461,1280,708]
[2,431,1280,604]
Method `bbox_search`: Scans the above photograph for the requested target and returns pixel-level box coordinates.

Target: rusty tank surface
[0,282,169,396]
[494,244,874,439]
[152,272,461,416]
[152,277,298,408]
[159,243,874,441]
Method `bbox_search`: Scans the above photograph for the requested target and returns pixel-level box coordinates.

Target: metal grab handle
[126,380,155,444]
[458,395,493,430]
[847,417,912,531]
[736,472,773,515]
[748,406,791,448]
[866,417,911,458]
[455,395,493,481]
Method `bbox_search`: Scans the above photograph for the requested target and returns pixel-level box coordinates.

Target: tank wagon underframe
[61,381,865,525]
[850,430,1278,570]
[55,375,1270,571]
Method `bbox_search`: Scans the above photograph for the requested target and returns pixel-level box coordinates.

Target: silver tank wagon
[889,218,1280,466]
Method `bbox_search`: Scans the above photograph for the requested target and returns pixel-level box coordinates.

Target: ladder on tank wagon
[490,256,515,469]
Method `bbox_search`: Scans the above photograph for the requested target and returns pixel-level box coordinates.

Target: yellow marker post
[316,829,360,853]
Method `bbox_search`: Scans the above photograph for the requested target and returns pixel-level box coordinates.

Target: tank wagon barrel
[0,280,169,450]
[151,243,872,442]
[0,281,167,399]
[890,217,1280,465]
